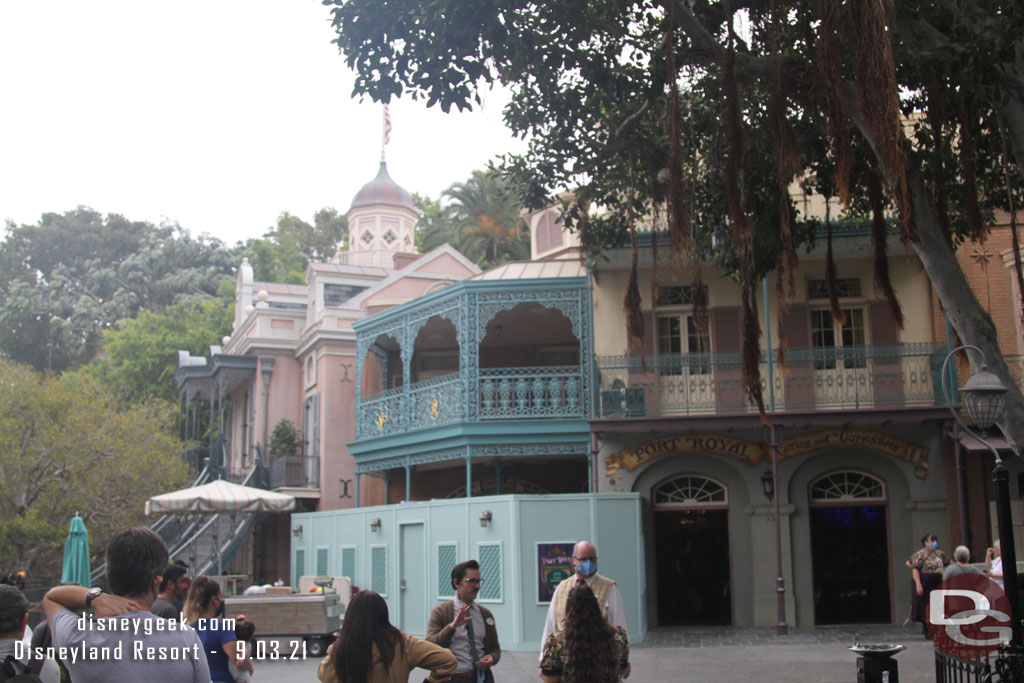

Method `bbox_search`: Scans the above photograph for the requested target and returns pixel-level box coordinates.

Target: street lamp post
[941,345,1023,677]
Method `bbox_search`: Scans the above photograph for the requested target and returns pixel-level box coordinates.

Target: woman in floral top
[539,585,630,683]
[906,533,949,637]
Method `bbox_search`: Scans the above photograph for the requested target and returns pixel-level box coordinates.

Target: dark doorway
[655,509,731,625]
[810,505,890,624]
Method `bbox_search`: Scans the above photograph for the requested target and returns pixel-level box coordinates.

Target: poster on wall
[537,542,574,602]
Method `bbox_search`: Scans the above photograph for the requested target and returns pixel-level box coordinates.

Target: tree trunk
[848,88,1024,453]
[998,92,1024,182]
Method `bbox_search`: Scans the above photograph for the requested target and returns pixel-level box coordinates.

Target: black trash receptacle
[857,654,898,682]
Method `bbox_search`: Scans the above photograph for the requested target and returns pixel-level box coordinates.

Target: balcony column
[405,457,412,502]
[493,459,503,495]
[401,314,414,430]
[465,447,473,499]
[384,471,390,504]
[355,470,361,507]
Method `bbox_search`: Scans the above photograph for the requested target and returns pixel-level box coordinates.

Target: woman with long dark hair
[184,575,253,683]
[539,585,630,683]
[317,591,456,683]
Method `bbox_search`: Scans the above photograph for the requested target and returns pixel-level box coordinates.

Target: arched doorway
[653,474,731,625]
[809,470,891,624]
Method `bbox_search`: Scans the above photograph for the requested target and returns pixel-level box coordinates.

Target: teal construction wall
[290,493,646,650]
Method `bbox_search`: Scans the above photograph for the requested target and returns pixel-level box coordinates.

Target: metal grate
[295,549,305,588]
[478,544,502,601]
[810,471,885,502]
[342,548,356,580]
[371,546,388,595]
[316,548,329,576]
[438,544,457,598]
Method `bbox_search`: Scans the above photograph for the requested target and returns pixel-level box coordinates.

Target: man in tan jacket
[426,560,501,683]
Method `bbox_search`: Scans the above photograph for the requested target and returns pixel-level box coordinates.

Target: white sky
[0,1,524,245]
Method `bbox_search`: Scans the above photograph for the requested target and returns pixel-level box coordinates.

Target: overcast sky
[0,0,523,246]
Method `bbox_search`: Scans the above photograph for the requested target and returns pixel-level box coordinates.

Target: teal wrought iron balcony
[356,365,588,440]
[594,342,951,418]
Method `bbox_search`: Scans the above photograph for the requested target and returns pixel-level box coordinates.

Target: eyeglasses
[461,578,483,586]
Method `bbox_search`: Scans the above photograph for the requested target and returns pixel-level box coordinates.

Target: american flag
[383,105,392,146]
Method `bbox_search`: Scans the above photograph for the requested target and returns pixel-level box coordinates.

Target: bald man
[539,541,626,653]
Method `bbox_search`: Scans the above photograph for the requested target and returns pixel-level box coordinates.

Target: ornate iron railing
[478,366,583,419]
[268,455,320,489]
[356,365,588,439]
[594,343,950,418]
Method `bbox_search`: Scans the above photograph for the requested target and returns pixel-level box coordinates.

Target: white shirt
[991,556,1005,589]
[539,574,626,659]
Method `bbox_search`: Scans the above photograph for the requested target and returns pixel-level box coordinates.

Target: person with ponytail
[539,585,630,683]
[317,591,455,683]
[184,576,252,683]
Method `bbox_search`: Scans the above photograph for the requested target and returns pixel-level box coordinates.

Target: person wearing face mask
[539,541,627,675]
[905,533,949,638]
[184,576,252,683]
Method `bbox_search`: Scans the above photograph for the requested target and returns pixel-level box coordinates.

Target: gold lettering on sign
[605,434,767,476]
[777,429,929,471]
[604,429,930,477]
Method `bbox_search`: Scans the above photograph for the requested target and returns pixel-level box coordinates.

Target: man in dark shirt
[151,564,188,620]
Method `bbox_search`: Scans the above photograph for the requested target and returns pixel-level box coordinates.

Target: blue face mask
[576,558,597,577]
[930,540,938,550]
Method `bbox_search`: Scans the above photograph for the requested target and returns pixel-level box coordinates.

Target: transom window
[657,315,711,375]
[653,475,727,508]
[808,278,862,300]
[811,308,865,370]
[810,471,886,503]
[657,285,708,306]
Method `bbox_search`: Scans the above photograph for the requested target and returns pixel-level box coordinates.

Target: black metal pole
[994,462,1022,646]
[771,424,787,636]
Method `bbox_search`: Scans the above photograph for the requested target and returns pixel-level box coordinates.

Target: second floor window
[657,315,711,375]
[810,308,866,370]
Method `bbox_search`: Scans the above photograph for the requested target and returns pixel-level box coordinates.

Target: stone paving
[257,624,940,682]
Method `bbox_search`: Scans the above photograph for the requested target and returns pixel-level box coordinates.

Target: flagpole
[381,105,390,162]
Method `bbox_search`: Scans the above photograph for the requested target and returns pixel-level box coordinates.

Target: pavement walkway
[256,624,942,682]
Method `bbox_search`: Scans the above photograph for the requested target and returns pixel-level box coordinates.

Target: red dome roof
[350,162,417,212]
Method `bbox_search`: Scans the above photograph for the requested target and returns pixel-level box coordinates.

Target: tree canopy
[0,359,187,585]
[236,208,348,284]
[83,298,235,404]
[0,207,236,372]
[325,0,1024,448]
[416,169,530,267]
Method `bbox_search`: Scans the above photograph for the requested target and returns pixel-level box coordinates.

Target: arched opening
[479,302,579,369]
[808,470,890,624]
[652,474,731,625]
[411,316,459,383]
[361,334,403,398]
[478,303,582,418]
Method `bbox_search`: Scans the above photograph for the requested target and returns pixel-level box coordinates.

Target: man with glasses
[540,541,627,657]
[427,560,501,683]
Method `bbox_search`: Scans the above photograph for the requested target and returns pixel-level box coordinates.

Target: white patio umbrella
[145,479,296,515]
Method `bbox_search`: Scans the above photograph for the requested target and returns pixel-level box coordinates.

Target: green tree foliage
[268,419,301,459]
[325,0,1024,447]
[83,298,234,404]
[414,171,530,267]
[0,360,187,586]
[237,209,348,284]
[0,207,235,372]
[414,192,455,253]
[445,169,530,267]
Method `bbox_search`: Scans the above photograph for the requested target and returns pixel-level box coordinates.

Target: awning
[145,480,296,515]
[958,434,1013,453]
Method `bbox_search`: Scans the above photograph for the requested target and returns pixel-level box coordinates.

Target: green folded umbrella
[60,516,91,588]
